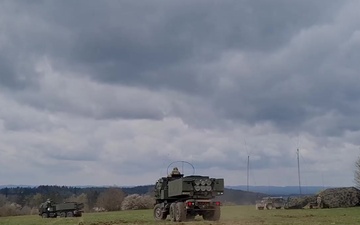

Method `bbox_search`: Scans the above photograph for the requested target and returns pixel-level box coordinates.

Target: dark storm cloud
[63,0,341,92]
[1,1,343,91]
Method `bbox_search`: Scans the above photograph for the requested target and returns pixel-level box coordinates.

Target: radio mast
[247,155,250,192]
[297,148,302,195]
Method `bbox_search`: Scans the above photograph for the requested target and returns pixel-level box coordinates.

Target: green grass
[1,206,360,225]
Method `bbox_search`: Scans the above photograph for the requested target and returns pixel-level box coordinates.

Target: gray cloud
[0,0,359,187]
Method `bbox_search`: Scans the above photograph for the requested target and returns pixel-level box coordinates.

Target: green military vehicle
[153,163,224,222]
[39,199,84,218]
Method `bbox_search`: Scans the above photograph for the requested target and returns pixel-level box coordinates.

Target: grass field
[1,205,360,225]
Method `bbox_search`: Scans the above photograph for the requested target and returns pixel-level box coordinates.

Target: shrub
[19,206,31,215]
[121,194,155,210]
[30,207,39,215]
[0,203,19,217]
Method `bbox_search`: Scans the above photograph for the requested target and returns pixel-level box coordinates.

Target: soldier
[172,167,180,175]
[317,196,322,208]
[45,199,51,210]
[168,167,181,177]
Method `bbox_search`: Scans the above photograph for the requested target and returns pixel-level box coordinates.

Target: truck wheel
[175,202,186,222]
[42,213,48,218]
[186,214,196,221]
[66,211,74,217]
[153,204,167,221]
[203,206,220,221]
[266,203,273,210]
[60,212,66,217]
[202,211,212,220]
[212,206,220,221]
[169,203,176,221]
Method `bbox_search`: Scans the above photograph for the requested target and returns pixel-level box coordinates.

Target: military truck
[256,197,285,210]
[39,199,84,218]
[153,166,224,222]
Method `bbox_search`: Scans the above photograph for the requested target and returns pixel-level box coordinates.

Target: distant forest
[0,185,153,208]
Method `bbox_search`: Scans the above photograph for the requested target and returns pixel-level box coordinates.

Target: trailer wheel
[175,202,186,222]
[66,211,74,217]
[154,204,167,221]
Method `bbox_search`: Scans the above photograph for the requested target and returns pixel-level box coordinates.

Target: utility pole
[297,149,302,195]
[247,155,250,192]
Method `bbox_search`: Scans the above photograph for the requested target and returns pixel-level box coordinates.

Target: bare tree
[28,193,44,208]
[96,188,125,211]
[354,156,360,189]
[86,190,100,210]
[0,194,7,207]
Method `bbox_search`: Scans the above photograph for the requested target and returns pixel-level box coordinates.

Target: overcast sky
[1,0,360,188]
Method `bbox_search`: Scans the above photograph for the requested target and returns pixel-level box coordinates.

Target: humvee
[256,197,285,210]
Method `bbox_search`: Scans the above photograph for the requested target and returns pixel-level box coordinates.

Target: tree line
[0,185,155,217]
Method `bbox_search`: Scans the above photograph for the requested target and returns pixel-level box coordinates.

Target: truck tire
[42,213,48,218]
[169,203,176,221]
[66,211,74,217]
[60,212,66,217]
[175,202,186,222]
[212,206,220,221]
[186,214,196,221]
[153,204,167,221]
[203,206,220,221]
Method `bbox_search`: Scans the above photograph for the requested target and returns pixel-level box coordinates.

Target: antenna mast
[297,148,302,195]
